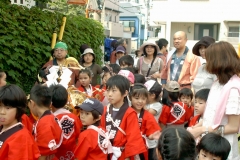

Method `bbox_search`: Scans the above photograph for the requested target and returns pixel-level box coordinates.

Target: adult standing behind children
[156,38,169,87]
[42,42,79,86]
[188,41,240,160]
[110,39,128,64]
[78,48,102,86]
[191,36,217,94]
[167,31,200,89]
[137,42,163,80]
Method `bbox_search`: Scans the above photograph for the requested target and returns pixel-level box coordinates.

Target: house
[149,0,240,51]
[10,0,36,7]
[119,1,149,52]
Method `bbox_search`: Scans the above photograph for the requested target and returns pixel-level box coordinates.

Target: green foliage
[0,2,104,93]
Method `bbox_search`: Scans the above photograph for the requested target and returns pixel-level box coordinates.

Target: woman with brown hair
[189,41,240,160]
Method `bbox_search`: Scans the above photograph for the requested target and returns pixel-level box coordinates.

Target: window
[20,0,23,4]
[14,0,17,3]
[228,27,239,37]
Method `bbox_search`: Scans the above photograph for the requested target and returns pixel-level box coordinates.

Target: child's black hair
[135,49,142,57]
[162,89,179,107]
[195,88,210,102]
[50,84,68,108]
[106,75,130,96]
[197,133,231,160]
[30,84,52,108]
[0,84,27,122]
[37,67,48,84]
[157,38,169,50]
[119,55,134,67]
[149,81,162,101]
[179,88,193,100]
[102,64,121,76]
[157,127,196,160]
[129,83,148,100]
[134,74,146,84]
[79,68,93,78]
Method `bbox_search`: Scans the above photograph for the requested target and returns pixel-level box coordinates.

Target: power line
[107,0,140,14]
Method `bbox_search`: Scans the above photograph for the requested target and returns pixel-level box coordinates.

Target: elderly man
[167,31,200,88]
[42,42,80,87]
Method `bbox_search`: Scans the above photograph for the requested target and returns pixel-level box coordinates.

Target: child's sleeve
[144,112,161,136]
[159,106,169,125]
[124,112,147,158]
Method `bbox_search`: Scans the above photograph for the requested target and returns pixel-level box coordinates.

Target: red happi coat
[53,109,82,160]
[101,106,147,160]
[21,114,34,133]
[188,114,201,127]
[0,124,40,160]
[185,105,194,122]
[33,110,63,156]
[92,85,106,102]
[77,85,95,97]
[159,102,188,125]
[130,109,161,160]
[74,126,108,160]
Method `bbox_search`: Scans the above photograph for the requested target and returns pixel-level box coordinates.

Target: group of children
[0,59,233,160]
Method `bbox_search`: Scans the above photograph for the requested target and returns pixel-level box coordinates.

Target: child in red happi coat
[28,85,63,160]
[188,89,210,127]
[77,69,95,97]
[129,83,161,160]
[179,88,194,125]
[50,84,82,160]
[159,81,189,129]
[101,75,147,160]
[0,85,40,160]
[74,98,111,160]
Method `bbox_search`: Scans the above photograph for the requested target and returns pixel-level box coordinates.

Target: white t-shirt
[192,64,217,94]
[146,102,162,148]
[203,81,240,160]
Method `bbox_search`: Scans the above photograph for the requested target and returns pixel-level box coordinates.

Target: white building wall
[11,0,36,7]
[149,0,240,50]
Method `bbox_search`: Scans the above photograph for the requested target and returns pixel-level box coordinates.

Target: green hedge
[0,2,104,93]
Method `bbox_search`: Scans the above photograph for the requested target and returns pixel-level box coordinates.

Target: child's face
[194,98,206,116]
[80,110,96,126]
[103,72,111,84]
[79,73,91,87]
[0,104,18,128]
[0,73,7,87]
[198,149,221,160]
[106,86,126,107]
[147,92,156,103]
[83,53,94,64]
[180,95,192,106]
[116,52,124,59]
[131,95,147,112]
